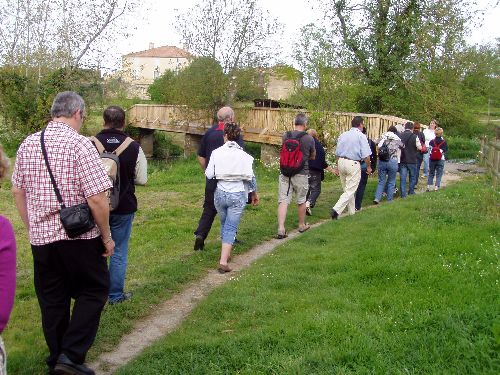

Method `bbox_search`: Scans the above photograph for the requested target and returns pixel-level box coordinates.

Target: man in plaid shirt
[12,91,114,375]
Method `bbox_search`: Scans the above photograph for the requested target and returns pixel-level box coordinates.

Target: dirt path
[89,162,481,374]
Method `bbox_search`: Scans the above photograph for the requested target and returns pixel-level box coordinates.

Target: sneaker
[194,235,204,251]
[305,206,312,216]
[373,199,379,205]
[54,354,95,375]
[331,208,339,220]
[109,292,132,305]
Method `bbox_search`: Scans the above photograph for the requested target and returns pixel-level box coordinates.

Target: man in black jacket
[93,106,148,304]
[399,121,422,197]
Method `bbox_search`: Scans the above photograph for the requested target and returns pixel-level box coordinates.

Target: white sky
[109,0,500,71]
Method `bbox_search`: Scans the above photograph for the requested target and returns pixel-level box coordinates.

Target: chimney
[149,42,154,50]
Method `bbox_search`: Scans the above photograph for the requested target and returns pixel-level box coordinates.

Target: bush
[445,136,481,161]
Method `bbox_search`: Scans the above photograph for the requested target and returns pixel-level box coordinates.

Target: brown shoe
[218,264,231,273]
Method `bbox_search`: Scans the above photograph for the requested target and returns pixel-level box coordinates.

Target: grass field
[1,145,498,374]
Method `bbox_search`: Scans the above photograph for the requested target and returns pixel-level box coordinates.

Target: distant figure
[413,122,427,181]
[373,126,404,204]
[305,129,335,216]
[11,91,113,374]
[205,123,259,273]
[277,113,316,238]
[331,116,372,219]
[193,106,243,251]
[427,127,448,191]
[355,127,377,211]
[0,144,16,375]
[422,119,437,177]
[399,121,422,197]
[92,106,148,304]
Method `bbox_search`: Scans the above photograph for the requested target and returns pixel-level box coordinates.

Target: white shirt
[423,128,435,147]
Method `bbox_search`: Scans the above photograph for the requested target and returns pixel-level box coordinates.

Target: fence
[127,105,410,145]
[480,137,500,186]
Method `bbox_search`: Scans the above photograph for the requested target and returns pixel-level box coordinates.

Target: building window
[154,66,160,79]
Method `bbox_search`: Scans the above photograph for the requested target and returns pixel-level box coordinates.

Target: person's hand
[333,167,340,176]
[251,192,260,206]
[102,239,115,257]
[367,166,373,175]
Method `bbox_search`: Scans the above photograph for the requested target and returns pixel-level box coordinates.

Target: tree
[175,0,282,74]
[0,0,138,72]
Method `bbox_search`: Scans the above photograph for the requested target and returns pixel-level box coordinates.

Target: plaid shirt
[12,121,112,245]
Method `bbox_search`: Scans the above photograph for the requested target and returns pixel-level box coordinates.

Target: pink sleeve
[0,216,16,333]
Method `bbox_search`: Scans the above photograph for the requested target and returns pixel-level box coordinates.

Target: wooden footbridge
[127,104,409,160]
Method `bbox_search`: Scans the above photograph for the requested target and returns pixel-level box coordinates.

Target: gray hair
[50,91,85,118]
[217,106,234,122]
[295,113,308,126]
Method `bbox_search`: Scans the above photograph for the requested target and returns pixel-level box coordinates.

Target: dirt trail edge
[89,163,475,374]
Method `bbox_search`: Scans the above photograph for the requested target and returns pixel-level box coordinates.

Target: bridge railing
[480,137,500,186]
[127,104,410,145]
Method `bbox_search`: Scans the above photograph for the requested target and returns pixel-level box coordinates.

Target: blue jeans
[109,213,135,302]
[214,189,247,245]
[400,163,417,197]
[375,159,398,201]
[423,152,430,177]
[428,160,445,187]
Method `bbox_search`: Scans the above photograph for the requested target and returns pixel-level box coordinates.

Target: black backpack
[378,140,390,161]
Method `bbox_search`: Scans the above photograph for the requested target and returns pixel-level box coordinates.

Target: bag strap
[89,136,105,154]
[114,137,134,156]
[40,129,66,209]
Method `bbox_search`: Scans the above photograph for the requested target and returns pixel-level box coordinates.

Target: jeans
[355,168,368,210]
[428,160,445,187]
[375,159,399,201]
[416,153,424,181]
[109,213,135,302]
[400,163,417,197]
[423,152,430,177]
[306,170,322,207]
[214,189,247,245]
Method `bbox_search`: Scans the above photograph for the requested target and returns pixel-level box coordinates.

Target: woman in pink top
[0,144,16,374]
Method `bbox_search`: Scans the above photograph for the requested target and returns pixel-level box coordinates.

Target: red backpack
[280,131,307,177]
[430,140,445,161]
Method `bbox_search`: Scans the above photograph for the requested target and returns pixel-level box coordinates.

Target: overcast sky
[108,0,499,71]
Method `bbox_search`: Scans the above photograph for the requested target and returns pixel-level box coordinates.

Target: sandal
[298,224,311,233]
[276,232,288,239]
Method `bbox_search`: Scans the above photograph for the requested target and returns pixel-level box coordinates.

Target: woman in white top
[205,123,259,273]
[422,119,437,177]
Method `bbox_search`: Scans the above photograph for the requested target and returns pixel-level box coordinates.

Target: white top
[205,141,255,193]
[423,128,435,147]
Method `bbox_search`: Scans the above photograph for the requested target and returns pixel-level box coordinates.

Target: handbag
[41,129,95,238]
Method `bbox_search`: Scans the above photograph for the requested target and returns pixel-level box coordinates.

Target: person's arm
[11,187,29,230]
[198,156,206,170]
[309,137,316,160]
[86,192,114,257]
[205,156,215,179]
[415,136,422,151]
[134,147,148,185]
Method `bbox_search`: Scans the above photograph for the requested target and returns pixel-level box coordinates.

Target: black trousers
[31,237,109,367]
[306,170,322,208]
[194,178,217,240]
[355,169,369,210]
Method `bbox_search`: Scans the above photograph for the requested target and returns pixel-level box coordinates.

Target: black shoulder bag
[41,129,95,238]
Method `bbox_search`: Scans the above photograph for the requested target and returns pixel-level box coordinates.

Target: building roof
[124,45,192,58]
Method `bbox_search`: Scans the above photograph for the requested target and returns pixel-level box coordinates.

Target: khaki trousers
[333,158,361,216]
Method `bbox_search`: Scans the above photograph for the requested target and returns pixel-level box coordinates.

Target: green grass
[1,156,353,374]
[115,176,499,374]
[446,136,481,161]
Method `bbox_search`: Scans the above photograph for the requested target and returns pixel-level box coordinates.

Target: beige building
[122,44,192,99]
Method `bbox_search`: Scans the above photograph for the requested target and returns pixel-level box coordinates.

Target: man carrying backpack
[277,113,316,238]
[331,116,372,219]
[93,106,148,304]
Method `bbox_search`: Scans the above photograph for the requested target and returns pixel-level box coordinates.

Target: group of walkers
[0,93,448,374]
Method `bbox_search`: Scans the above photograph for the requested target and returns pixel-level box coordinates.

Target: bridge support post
[260,144,280,166]
[139,128,155,158]
[184,134,202,157]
